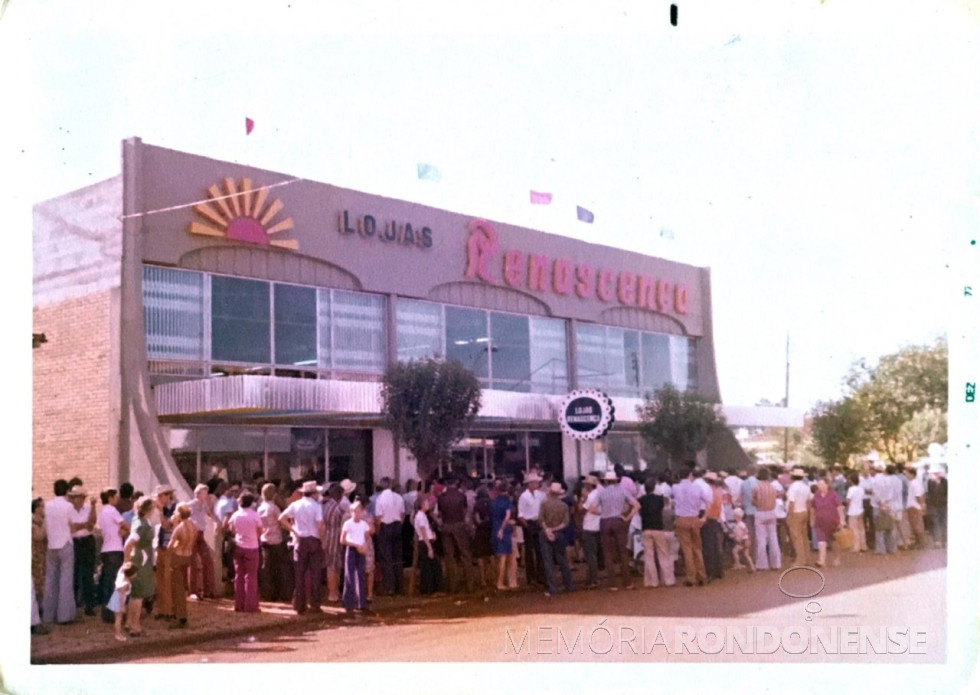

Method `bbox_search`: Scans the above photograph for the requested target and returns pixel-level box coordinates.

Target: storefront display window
[211,276,270,364]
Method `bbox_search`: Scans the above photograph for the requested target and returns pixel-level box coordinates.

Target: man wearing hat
[786,468,813,566]
[539,482,575,596]
[517,471,547,587]
[152,483,177,619]
[67,485,98,616]
[598,469,640,590]
[279,480,326,614]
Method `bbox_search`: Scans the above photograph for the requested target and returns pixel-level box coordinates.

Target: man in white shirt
[723,471,742,509]
[580,476,602,588]
[373,477,406,596]
[871,464,897,555]
[517,472,547,587]
[43,479,77,625]
[785,468,813,567]
[279,480,326,614]
[67,486,98,617]
[904,468,928,549]
[96,488,130,622]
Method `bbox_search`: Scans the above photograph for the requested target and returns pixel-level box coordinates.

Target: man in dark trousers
[437,477,474,593]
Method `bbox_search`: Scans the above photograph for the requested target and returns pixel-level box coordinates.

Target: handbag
[833,527,854,550]
[876,509,894,532]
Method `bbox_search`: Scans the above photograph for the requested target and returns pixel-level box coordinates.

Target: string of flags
[236,117,664,229]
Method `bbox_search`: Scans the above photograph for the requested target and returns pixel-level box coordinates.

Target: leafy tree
[636,384,727,470]
[380,358,482,479]
[897,406,947,463]
[846,338,947,462]
[810,396,871,467]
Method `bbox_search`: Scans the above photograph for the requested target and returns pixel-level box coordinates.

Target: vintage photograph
[6,1,977,693]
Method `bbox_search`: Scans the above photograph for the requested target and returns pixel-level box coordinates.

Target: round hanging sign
[558,389,616,440]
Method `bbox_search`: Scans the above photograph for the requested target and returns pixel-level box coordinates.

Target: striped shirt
[752,481,778,512]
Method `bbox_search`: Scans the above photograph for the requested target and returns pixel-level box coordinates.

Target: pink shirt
[228,507,262,550]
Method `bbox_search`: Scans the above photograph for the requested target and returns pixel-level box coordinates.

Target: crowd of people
[30,458,949,639]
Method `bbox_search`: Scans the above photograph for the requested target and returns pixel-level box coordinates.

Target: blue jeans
[539,531,574,595]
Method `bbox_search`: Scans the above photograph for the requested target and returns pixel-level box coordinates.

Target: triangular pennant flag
[245,117,255,135]
[530,190,553,205]
[576,205,594,223]
[417,163,441,182]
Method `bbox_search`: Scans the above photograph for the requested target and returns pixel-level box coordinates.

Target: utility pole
[783,332,790,463]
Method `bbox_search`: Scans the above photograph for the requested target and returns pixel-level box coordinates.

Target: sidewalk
[30,597,333,664]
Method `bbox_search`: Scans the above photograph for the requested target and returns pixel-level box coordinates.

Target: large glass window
[529,317,568,394]
[575,323,697,397]
[211,276,270,363]
[143,266,204,361]
[445,306,490,383]
[490,312,531,391]
[331,290,386,374]
[274,284,317,366]
[396,299,443,361]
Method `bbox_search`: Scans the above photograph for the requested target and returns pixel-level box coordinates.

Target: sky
[4,0,978,416]
[3,0,980,691]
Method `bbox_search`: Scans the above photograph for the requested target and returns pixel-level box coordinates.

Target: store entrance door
[449,431,562,483]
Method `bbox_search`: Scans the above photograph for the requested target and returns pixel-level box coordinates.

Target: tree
[846,338,947,462]
[380,358,483,479]
[636,384,727,470]
[897,406,947,463]
[810,396,871,467]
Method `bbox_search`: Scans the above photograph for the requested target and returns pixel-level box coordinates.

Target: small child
[106,562,138,641]
[731,508,756,572]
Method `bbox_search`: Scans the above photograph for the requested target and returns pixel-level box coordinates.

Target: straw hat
[301,480,318,494]
[525,472,543,483]
[340,479,356,495]
[704,471,719,482]
[602,470,619,482]
[791,467,805,477]
[153,483,174,497]
[549,482,564,494]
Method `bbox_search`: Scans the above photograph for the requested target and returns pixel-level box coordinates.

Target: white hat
[791,467,805,477]
[602,471,619,482]
[525,473,542,483]
[704,471,719,482]
[340,479,356,495]
[301,480,318,494]
[153,483,175,497]
[549,482,564,494]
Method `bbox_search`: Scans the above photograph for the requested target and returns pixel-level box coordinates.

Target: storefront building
[33,138,787,500]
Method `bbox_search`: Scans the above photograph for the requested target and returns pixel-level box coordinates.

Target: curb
[31,610,335,665]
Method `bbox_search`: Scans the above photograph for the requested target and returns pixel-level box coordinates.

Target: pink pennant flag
[245,117,255,135]
[530,190,553,205]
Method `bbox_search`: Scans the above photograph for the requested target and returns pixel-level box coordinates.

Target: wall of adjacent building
[32,177,123,497]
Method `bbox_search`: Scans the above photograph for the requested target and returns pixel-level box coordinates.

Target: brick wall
[32,290,113,498]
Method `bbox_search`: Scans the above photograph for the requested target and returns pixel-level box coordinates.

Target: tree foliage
[810,396,871,467]
[380,358,482,479]
[845,337,947,462]
[636,384,727,469]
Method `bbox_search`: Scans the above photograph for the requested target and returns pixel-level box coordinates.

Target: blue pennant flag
[417,163,441,182]
[576,205,594,223]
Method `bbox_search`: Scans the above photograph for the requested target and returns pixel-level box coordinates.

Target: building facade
[33,138,780,500]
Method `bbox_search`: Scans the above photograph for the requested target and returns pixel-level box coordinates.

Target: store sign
[558,389,616,440]
[464,219,688,315]
[188,177,299,250]
[339,210,433,249]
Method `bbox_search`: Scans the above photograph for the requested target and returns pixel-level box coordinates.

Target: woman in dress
[490,481,516,590]
[123,498,156,636]
[471,485,493,589]
[810,478,844,567]
[31,498,46,606]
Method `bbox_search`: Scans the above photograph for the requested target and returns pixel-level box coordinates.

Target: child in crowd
[731,508,756,572]
[106,562,138,641]
[340,500,371,613]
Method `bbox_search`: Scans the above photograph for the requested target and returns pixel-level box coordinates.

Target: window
[396,299,443,361]
[211,276,270,364]
[489,312,530,391]
[143,266,204,361]
[330,290,386,374]
[575,323,698,397]
[528,317,568,394]
[445,306,490,383]
[274,284,317,366]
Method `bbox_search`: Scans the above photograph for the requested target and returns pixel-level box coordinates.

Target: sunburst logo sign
[188,178,298,250]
